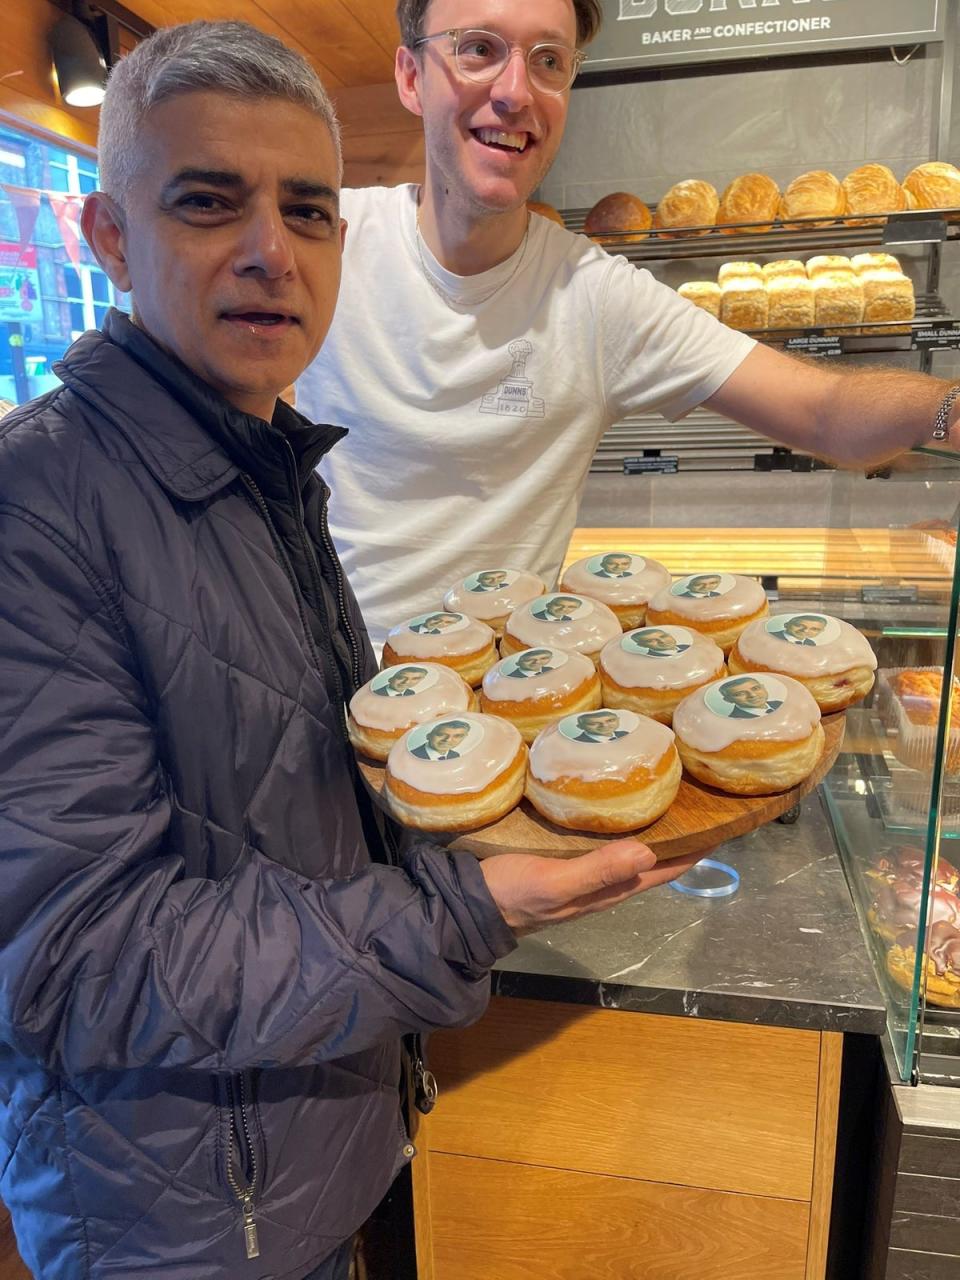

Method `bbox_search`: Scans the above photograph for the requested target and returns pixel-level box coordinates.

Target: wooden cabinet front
[412,997,841,1280]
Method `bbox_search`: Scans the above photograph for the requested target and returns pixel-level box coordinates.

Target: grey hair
[98,20,341,201]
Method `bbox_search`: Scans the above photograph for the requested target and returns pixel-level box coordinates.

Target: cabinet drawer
[426,1152,809,1280]
[424,997,820,1200]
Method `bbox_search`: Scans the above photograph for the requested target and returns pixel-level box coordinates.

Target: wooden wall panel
[426,1153,809,1280]
[0,0,99,148]
[424,997,821,1202]
[333,81,424,188]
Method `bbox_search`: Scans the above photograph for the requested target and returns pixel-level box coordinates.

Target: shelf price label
[623,455,679,475]
[911,325,960,350]
[784,334,843,358]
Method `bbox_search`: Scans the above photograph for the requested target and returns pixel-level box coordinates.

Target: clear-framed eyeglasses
[413,28,585,96]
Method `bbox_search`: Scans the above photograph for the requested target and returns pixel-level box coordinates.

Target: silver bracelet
[932,384,960,441]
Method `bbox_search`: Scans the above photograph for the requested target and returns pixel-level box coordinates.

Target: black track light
[50,13,108,108]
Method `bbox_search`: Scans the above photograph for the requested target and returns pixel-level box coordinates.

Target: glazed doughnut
[526,708,681,834]
[383,712,526,832]
[728,612,877,712]
[382,610,497,687]
[645,573,768,654]
[600,625,726,724]
[672,672,823,796]
[443,568,545,638]
[559,551,671,630]
[347,662,477,761]
[480,646,601,744]
[501,592,622,665]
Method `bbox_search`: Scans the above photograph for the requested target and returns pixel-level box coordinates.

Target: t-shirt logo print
[479,339,546,419]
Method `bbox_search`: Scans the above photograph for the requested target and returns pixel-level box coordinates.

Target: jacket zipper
[226,1073,260,1260]
[316,485,364,693]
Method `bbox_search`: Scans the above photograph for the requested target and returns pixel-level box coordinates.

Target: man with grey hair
[0,20,700,1280]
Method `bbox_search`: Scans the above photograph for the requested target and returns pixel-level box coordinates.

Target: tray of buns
[357,713,845,861]
[350,565,877,860]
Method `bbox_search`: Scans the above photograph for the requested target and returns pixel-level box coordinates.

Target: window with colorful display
[0,122,127,405]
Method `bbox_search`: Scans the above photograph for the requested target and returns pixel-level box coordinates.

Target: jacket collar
[54,309,346,503]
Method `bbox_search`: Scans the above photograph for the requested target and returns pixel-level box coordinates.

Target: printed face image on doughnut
[766,613,840,647]
[407,611,470,635]
[531,594,593,623]
[405,716,484,761]
[371,665,439,698]
[671,572,736,600]
[586,552,642,579]
[558,708,640,743]
[622,626,693,658]
[465,569,515,593]
[502,648,568,679]
[706,674,788,719]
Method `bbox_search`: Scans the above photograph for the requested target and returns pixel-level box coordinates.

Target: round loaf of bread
[528,200,565,226]
[717,172,780,233]
[841,163,907,225]
[584,192,652,241]
[656,179,719,237]
[902,162,960,215]
[778,170,845,229]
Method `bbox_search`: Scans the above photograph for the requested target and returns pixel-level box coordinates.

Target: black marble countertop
[492,791,886,1036]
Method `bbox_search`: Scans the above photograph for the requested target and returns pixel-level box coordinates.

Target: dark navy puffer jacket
[0,311,516,1279]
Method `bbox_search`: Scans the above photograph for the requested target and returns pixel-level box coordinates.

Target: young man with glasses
[297,0,960,651]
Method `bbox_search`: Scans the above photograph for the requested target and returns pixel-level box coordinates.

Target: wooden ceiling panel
[122,0,406,88]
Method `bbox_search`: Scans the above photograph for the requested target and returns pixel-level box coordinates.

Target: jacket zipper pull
[242,1196,260,1260]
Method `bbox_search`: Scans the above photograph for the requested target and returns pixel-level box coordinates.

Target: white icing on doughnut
[443,569,545,622]
[386,611,494,658]
[505,594,621,655]
[673,673,820,752]
[560,554,671,606]
[350,663,472,730]
[737,613,877,676]
[649,573,766,622]
[482,647,595,703]
[388,712,522,795]
[529,709,675,783]
[600,626,724,691]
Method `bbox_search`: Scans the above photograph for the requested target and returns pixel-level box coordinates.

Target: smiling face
[398,0,577,218]
[579,711,619,737]
[517,649,552,673]
[426,612,460,630]
[601,554,632,575]
[389,668,427,692]
[723,678,769,709]
[638,629,676,652]
[784,616,827,642]
[427,723,469,752]
[690,575,721,594]
[546,596,579,618]
[83,91,345,421]
[478,570,507,588]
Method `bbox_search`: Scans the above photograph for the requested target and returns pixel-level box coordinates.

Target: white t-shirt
[297,185,754,647]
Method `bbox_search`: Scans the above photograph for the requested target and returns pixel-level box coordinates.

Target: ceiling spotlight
[50,13,107,108]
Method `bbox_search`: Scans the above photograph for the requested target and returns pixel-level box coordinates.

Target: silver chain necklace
[414,215,530,307]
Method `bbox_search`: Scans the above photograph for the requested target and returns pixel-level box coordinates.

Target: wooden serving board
[358,713,846,861]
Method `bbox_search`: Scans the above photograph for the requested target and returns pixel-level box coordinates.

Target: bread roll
[717,173,780,233]
[813,269,864,330]
[584,192,652,240]
[902,185,919,210]
[762,259,806,281]
[851,252,902,274]
[656,179,719,237]
[902,162,960,214]
[778,170,845,228]
[806,255,853,277]
[527,200,565,226]
[767,272,815,330]
[717,260,762,284]
[720,274,768,331]
[842,163,907,225]
[678,281,721,318]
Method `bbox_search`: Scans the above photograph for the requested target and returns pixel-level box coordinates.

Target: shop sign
[0,242,41,325]
[586,1,945,74]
